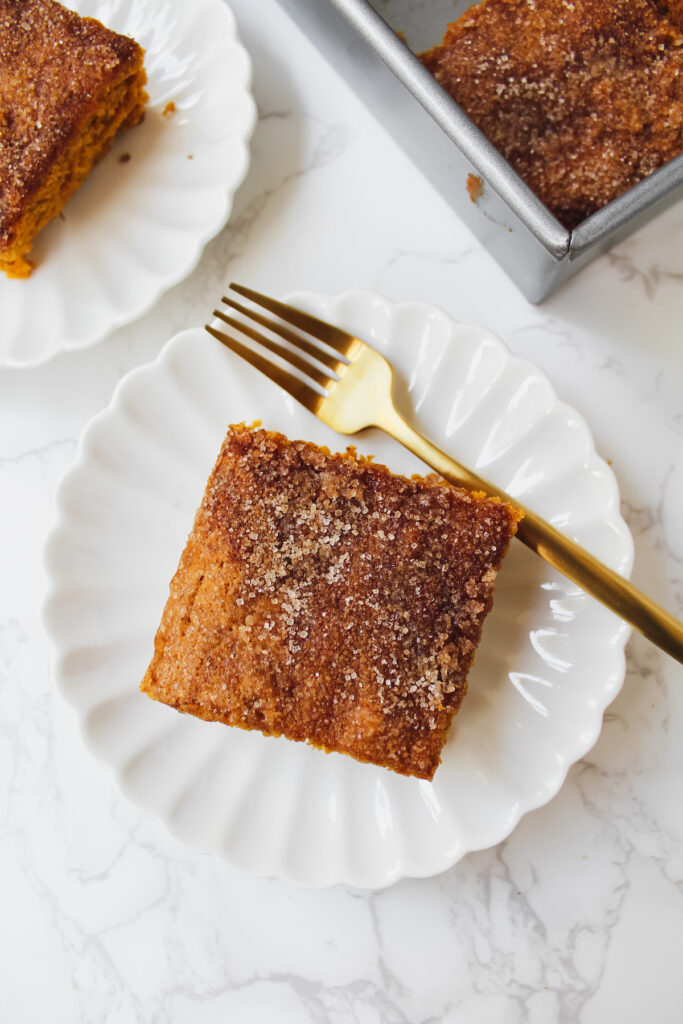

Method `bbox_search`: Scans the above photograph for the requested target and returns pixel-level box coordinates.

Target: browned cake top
[420,0,683,229]
[0,0,144,240]
[142,426,521,779]
[657,0,683,27]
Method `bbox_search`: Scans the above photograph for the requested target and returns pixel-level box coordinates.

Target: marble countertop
[1,0,682,1020]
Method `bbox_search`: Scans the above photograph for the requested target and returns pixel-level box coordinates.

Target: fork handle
[378,404,683,665]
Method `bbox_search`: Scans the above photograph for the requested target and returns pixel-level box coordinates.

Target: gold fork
[206,283,683,665]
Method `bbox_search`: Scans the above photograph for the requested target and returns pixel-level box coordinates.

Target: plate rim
[42,291,634,888]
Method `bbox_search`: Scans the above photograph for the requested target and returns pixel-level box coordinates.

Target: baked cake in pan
[141,425,521,781]
[0,0,147,278]
[420,0,683,230]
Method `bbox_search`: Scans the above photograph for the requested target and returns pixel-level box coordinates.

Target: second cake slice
[0,0,147,278]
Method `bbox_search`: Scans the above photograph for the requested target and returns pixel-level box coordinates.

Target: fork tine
[230,283,359,356]
[205,325,322,413]
[212,308,332,388]
[222,298,347,373]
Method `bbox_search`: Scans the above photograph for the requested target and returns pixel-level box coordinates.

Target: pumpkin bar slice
[141,425,522,780]
[420,0,683,230]
[0,0,147,278]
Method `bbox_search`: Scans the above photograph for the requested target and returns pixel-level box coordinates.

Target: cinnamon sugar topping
[421,0,683,229]
[141,426,521,780]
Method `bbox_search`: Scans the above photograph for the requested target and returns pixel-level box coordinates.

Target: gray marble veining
[1,0,682,1021]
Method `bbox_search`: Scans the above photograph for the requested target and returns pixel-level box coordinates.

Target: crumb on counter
[162,101,176,117]
[467,173,484,203]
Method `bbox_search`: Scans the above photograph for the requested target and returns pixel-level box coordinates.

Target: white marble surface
[1,0,683,1020]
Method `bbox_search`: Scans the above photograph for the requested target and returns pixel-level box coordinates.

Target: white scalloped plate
[0,0,255,368]
[43,292,633,889]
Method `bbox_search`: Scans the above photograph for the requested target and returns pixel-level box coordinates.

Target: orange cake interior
[0,0,147,278]
[141,425,522,781]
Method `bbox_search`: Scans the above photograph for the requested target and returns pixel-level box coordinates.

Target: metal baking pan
[276,0,683,302]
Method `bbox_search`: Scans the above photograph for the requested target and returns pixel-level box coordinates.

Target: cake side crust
[0,65,146,277]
